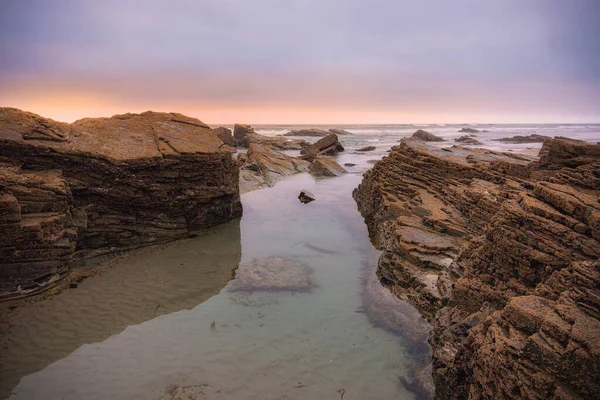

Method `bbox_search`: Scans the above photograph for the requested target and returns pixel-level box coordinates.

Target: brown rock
[233,123,255,142]
[308,157,347,177]
[213,126,236,147]
[239,143,309,193]
[0,108,242,298]
[353,137,600,399]
[300,134,344,157]
[458,128,480,133]
[241,132,308,150]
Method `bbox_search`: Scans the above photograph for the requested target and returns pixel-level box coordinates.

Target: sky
[1,0,599,124]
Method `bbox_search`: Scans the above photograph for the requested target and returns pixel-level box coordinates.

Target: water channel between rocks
[1,172,431,400]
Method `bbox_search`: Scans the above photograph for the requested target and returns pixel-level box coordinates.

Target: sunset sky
[1,0,599,124]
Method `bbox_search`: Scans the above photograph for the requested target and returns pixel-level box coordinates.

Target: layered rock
[213,126,236,147]
[238,143,310,193]
[308,157,347,177]
[353,137,600,399]
[0,108,242,298]
[234,124,308,150]
[300,134,345,158]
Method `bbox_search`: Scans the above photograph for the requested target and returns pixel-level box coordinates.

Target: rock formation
[300,134,345,158]
[233,123,255,143]
[0,108,242,298]
[233,124,308,150]
[411,129,445,142]
[308,157,347,177]
[213,126,236,147]
[238,143,310,193]
[494,134,551,143]
[353,137,600,399]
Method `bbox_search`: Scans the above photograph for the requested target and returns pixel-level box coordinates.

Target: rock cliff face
[353,138,600,399]
[0,108,242,298]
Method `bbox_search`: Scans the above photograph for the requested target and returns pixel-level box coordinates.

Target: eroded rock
[308,157,347,177]
[353,137,600,399]
[213,126,236,147]
[0,108,242,298]
[300,134,344,158]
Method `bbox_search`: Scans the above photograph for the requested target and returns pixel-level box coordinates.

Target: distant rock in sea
[454,135,483,145]
[410,129,444,142]
[357,145,376,152]
[285,128,354,137]
[458,127,480,133]
[493,134,551,143]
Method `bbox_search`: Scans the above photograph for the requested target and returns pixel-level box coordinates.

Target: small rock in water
[357,145,376,152]
[344,163,356,167]
[298,190,315,204]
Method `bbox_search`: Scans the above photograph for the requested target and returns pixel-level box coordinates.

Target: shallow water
[3,173,430,400]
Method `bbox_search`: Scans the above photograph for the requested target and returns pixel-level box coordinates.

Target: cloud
[1,0,599,122]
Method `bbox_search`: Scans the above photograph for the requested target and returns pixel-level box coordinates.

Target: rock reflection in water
[361,254,434,399]
[0,219,241,399]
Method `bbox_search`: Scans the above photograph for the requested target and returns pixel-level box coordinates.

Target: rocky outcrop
[213,126,236,147]
[455,136,483,145]
[353,137,600,399]
[238,143,310,193]
[459,128,480,133]
[411,129,444,142]
[0,108,242,298]
[494,134,551,143]
[308,157,347,177]
[233,123,255,143]
[300,134,345,158]
[233,124,308,150]
[242,133,308,150]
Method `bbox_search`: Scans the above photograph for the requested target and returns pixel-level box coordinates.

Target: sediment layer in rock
[353,137,600,399]
[0,108,242,298]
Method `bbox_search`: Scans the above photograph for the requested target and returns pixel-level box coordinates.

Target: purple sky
[1,0,599,123]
